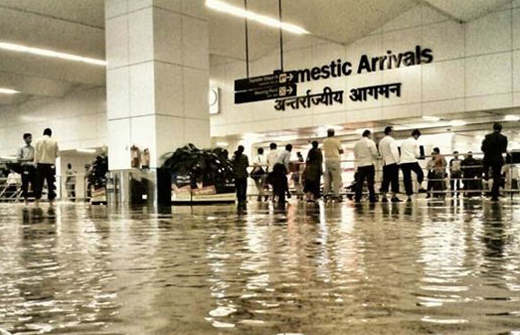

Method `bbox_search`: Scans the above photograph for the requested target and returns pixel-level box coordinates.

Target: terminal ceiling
[0,0,512,107]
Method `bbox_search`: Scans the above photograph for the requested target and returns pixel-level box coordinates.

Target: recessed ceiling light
[206,0,309,35]
[422,116,440,122]
[216,141,229,147]
[504,114,520,122]
[0,42,106,66]
[76,148,97,154]
[0,87,19,94]
[450,120,467,126]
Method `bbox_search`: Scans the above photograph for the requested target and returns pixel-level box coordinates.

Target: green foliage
[162,144,234,193]
[87,154,108,188]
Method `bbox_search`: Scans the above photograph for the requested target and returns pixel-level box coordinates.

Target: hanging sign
[235,84,296,104]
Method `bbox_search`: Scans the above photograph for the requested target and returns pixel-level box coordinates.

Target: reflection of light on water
[212,320,235,328]
[209,306,237,317]
[421,316,469,324]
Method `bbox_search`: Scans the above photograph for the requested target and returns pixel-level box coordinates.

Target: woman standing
[232,145,249,206]
[303,141,323,201]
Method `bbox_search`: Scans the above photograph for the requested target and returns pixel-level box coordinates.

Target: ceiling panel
[423,0,511,22]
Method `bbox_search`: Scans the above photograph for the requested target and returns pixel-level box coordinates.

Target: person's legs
[367,165,376,201]
[254,178,263,201]
[412,162,424,185]
[355,167,366,202]
[45,164,56,201]
[21,166,30,201]
[381,164,391,199]
[401,163,413,197]
[390,164,400,198]
[331,160,342,198]
[491,164,502,200]
[34,164,44,202]
[323,161,332,197]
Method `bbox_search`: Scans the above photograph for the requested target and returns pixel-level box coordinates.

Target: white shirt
[378,135,400,166]
[34,135,59,165]
[400,137,420,164]
[276,150,291,170]
[266,150,279,171]
[353,137,378,168]
[255,154,267,167]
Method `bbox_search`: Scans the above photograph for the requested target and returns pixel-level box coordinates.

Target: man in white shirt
[34,128,59,205]
[266,143,279,173]
[378,126,401,202]
[400,129,426,201]
[353,130,379,202]
[17,133,35,204]
[322,129,344,201]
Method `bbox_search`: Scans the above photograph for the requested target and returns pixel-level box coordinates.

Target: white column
[105,0,210,170]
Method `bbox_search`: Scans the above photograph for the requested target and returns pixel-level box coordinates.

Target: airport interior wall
[0,87,107,156]
[211,3,520,137]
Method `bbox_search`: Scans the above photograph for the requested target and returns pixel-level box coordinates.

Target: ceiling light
[422,116,440,122]
[77,148,97,154]
[504,114,520,122]
[216,141,229,147]
[0,42,106,66]
[450,120,467,127]
[0,87,19,94]
[206,0,309,35]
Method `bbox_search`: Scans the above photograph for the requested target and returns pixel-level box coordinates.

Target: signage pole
[278,0,284,72]
[244,0,250,78]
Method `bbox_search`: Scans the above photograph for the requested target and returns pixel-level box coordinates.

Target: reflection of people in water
[482,204,507,260]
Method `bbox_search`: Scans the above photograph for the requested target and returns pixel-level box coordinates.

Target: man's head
[286,144,293,152]
[269,142,277,150]
[23,133,32,145]
[411,129,421,140]
[237,145,245,153]
[493,122,502,132]
[43,128,52,137]
[257,147,264,155]
[362,129,371,139]
[327,128,335,137]
[433,147,440,154]
[312,140,319,149]
[384,126,393,137]
[453,150,459,159]
[67,163,72,169]
[466,151,473,159]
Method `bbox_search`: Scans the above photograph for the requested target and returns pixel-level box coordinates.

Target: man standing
[65,163,77,201]
[461,152,481,197]
[378,126,401,202]
[449,151,462,197]
[481,123,508,201]
[34,128,59,206]
[272,144,293,204]
[322,128,344,201]
[353,130,379,203]
[400,129,426,202]
[17,133,35,205]
[266,143,279,173]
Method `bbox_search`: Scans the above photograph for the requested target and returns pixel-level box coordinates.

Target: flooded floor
[0,199,519,335]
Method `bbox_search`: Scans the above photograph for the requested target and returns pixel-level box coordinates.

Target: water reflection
[0,200,519,334]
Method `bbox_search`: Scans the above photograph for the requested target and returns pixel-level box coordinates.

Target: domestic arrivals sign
[233,45,434,109]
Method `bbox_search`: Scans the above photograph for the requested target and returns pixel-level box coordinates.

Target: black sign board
[234,72,296,92]
[235,84,297,104]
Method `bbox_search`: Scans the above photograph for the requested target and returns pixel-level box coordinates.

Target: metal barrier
[243,152,519,199]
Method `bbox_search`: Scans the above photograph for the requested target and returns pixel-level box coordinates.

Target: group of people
[231,128,349,206]
[232,122,511,205]
[349,122,510,202]
[4,128,60,205]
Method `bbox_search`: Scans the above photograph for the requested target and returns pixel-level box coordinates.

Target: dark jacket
[481,132,508,165]
[232,153,249,179]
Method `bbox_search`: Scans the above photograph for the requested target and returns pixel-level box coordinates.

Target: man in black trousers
[481,123,508,202]
[34,128,59,206]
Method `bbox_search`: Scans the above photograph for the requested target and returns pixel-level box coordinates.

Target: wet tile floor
[0,199,520,335]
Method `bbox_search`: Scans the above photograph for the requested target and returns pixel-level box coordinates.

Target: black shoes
[391,197,402,203]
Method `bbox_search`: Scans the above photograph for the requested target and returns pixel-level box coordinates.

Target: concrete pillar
[105,0,210,171]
